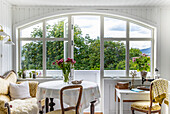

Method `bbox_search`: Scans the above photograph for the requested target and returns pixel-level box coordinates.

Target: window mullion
[18,28,21,71]
[68,15,72,58]
[100,16,104,79]
[43,20,46,77]
[68,15,74,79]
[126,21,130,77]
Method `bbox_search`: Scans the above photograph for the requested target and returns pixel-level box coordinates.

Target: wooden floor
[84,112,103,114]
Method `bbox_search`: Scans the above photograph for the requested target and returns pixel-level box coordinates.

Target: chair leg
[148,110,151,114]
[131,109,135,114]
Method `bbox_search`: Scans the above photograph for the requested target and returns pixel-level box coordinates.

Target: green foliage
[104,41,126,70]
[21,20,147,71]
[74,27,100,70]
[46,21,64,38]
[31,27,43,38]
[134,54,150,72]
[21,41,43,70]
[46,41,64,70]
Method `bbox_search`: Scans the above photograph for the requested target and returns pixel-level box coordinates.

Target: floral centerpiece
[133,53,150,78]
[53,58,76,83]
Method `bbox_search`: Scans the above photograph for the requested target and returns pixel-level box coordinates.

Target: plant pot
[18,74,22,78]
[33,73,36,79]
[141,71,147,78]
[22,72,26,79]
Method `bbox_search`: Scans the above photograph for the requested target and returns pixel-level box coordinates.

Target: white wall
[12,6,158,26]
[160,7,170,81]
[0,0,12,75]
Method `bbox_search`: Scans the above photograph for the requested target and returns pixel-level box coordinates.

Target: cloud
[109,26,126,31]
[79,25,93,28]
[130,23,150,34]
[130,41,151,49]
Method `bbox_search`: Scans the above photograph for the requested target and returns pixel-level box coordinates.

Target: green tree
[21,41,43,70]
[21,21,144,71]
[104,41,126,70]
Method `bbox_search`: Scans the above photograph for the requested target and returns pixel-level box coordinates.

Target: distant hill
[140,47,151,56]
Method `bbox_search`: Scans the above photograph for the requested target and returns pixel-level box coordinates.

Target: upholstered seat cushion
[0,95,10,102]
[0,95,11,109]
[131,101,161,111]
[9,98,38,114]
[47,109,75,114]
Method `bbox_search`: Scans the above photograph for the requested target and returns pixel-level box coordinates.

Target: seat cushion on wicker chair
[9,98,38,114]
[0,110,6,114]
[0,94,10,102]
[131,101,161,111]
[47,109,75,114]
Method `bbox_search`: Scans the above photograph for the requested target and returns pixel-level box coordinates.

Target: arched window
[18,14,154,78]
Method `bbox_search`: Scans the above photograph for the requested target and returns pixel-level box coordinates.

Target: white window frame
[18,13,155,78]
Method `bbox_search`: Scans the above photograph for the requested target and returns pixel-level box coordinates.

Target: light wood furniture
[47,85,83,114]
[115,88,150,114]
[131,83,161,114]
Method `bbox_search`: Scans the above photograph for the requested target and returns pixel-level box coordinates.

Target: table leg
[90,100,96,114]
[49,98,55,111]
[45,98,49,113]
[120,95,123,114]
[116,94,118,114]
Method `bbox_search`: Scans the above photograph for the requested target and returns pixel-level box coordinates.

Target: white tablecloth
[36,81,100,113]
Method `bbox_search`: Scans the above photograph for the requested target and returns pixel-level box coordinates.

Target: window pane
[46,17,68,38]
[21,41,43,77]
[129,41,151,76]
[130,23,152,38]
[46,41,65,77]
[104,17,126,38]
[73,16,100,39]
[20,23,43,38]
[73,16,100,70]
[104,41,126,77]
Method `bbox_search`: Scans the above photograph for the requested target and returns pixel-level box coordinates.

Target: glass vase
[131,77,135,89]
[141,71,147,78]
[63,73,70,84]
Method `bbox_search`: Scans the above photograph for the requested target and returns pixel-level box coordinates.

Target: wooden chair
[131,83,162,114]
[47,85,83,114]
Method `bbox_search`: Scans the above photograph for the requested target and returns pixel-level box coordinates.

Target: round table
[36,80,100,114]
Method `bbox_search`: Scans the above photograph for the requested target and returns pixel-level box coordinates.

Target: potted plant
[53,58,76,84]
[29,72,32,78]
[17,69,26,79]
[17,70,22,78]
[32,71,38,79]
[133,53,150,78]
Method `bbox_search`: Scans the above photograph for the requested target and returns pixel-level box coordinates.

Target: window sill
[103,77,153,81]
[17,78,62,82]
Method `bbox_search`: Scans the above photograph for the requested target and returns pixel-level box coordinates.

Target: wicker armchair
[0,70,39,114]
